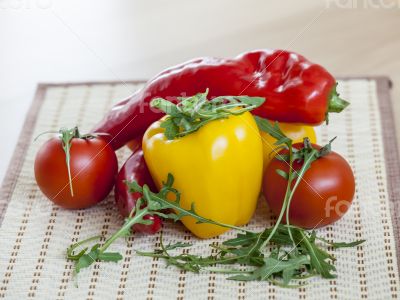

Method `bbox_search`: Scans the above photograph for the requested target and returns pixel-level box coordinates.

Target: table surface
[1,0,399,184]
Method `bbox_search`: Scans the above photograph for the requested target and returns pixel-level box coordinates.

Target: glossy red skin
[263,143,355,229]
[126,139,142,152]
[34,137,118,209]
[115,148,162,234]
[92,50,335,149]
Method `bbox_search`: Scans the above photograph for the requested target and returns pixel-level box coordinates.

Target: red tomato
[34,134,118,209]
[263,143,355,229]
[115,148,162,234]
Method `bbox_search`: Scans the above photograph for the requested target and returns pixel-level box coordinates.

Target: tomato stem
[59,127,80,197]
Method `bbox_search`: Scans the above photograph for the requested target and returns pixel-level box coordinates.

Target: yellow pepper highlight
[143,112,263,239]
[260,122,317,172]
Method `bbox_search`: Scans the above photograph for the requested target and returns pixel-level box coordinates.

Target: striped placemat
[0,78,399,299]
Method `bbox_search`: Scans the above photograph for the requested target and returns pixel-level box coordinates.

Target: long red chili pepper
[93,49,348,150]
[114,147,162,234]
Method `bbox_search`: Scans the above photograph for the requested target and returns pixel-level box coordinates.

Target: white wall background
[1,0,399,183]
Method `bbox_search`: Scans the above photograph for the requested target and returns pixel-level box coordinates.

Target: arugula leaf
[74,245,99,275]
[330,240,365,248]
[254,117,292,146]
[298,231,336,278]
[75,253,97,275]
[164,242,193,251]
[97,252,123,262]
[151,90,265,140]
[228,255,310,282]
[73,245,123,275]
[222,232,258,247]
[160,117,180,140]
[317,236,366,249]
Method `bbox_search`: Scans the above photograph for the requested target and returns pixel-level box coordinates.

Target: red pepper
[114,147,162,234]
[93,49,348,150]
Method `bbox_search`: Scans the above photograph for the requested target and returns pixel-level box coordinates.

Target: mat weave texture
[0,78,399,300]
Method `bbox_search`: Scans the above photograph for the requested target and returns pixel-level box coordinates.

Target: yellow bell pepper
[142,112,263,239]
[260,122,317,172]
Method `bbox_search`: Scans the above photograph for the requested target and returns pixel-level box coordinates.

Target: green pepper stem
[328,83,349,113]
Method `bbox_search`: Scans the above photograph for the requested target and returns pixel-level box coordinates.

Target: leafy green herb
[66,173,252,276]
[150,90,265,139]
[228,255,309,282]
[316,236,365,249]
[254,116,292,146]
[137,222,362,286]
[66,118,363,287]
[67,236,122,275]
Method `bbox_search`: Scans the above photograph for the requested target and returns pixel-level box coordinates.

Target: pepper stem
[328,83,349,113]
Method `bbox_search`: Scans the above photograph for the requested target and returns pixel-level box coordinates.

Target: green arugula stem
[67,235,102,260]
[205,268,252,274]
[147,192,254,234]
[266,147,320,251]
[137,247,246,267]
[98,208,149,253]
[284,145,296,249]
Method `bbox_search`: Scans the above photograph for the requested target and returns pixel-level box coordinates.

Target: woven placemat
[0,78,399,300]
